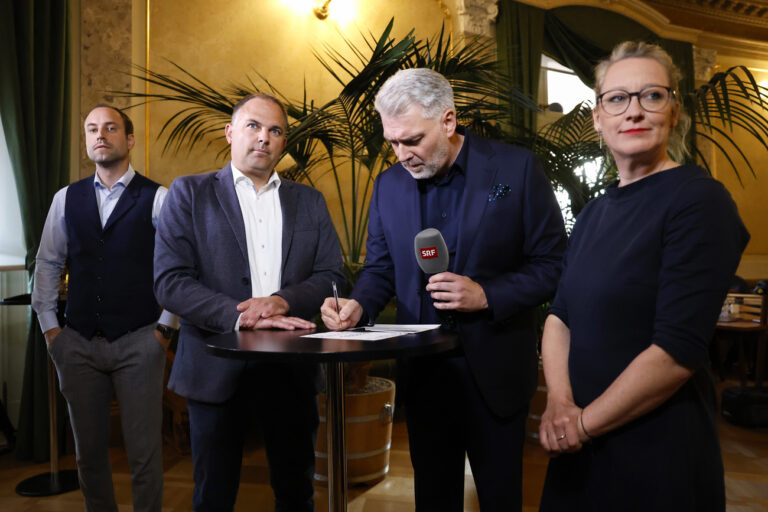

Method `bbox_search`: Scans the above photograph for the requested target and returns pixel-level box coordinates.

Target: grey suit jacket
[154,164,344,403]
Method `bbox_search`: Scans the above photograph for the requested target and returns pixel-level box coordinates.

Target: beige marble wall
[78,0,133,179]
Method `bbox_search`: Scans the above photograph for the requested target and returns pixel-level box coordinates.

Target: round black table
[205,327,458,512]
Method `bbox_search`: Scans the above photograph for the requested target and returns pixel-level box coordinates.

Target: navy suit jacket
[154,164,344,403]
[350,130,566,417]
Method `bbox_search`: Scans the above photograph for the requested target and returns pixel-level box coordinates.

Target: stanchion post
[47,357,60,491]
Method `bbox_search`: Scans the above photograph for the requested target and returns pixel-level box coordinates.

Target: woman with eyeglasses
[537,41,749,511]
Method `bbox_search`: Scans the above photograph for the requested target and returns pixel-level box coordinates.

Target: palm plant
[532,102,611,223]
[114,20,767,277]
[116,19,537,281]
[687,66,768,184]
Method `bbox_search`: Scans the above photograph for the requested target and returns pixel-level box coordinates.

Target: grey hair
[375,68,455,120]
[594,41,691,162]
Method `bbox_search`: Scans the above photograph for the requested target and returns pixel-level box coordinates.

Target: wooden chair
[715,293,768,387]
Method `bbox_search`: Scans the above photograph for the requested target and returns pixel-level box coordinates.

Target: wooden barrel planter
[315,376,395,486]
[526,361,547,444]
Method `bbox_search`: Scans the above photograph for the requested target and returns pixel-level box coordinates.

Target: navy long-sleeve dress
[540,165,749,511]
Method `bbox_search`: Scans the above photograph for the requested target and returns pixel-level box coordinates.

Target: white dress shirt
[232,165,283,299]
[31,166,175,333]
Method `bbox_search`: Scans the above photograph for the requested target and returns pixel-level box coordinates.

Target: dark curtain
[496,2,696,152]
[0,0,71,461]
[496,1,545,135]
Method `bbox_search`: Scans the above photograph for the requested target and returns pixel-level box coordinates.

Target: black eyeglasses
[597,86,675,115]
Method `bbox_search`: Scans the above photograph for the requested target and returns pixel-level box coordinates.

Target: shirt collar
[93,165,135,191]
[231,164,281,191]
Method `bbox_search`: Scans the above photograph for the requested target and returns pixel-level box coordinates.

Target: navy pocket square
[488,184,512,202]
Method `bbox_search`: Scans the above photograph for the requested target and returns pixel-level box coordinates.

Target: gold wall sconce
[313,0,331,19]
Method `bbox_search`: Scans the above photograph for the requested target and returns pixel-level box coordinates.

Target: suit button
[95,313,102,319]
[96,295,102,302]
[97,239,105,246]
[242,277,250,285]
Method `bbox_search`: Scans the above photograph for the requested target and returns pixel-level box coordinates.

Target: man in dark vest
[32,105,175,512]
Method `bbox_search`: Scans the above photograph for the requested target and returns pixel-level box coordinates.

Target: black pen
[332,281,340,315]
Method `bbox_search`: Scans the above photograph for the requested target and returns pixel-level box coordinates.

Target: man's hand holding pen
[320,293,364,331]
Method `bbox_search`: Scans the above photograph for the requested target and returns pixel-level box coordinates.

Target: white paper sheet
[300,324,441,341]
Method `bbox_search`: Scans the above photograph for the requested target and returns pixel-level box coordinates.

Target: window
[0,114,26,265]
[539,55,606,229]
[540,55,595,114]
[0,113,27,429]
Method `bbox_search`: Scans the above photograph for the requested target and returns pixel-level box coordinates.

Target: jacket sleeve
[349,177,397,320]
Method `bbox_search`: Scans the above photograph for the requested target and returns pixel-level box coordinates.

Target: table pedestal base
[16,357,80,497]
[15,469,79,497]
[325,361,347,512]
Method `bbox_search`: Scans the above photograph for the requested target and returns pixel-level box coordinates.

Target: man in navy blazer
[321,69,566,510]
[155,93,344,512]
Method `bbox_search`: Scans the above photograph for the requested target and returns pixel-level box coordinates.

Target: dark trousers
[404,355,527,511]
[187,362,319,512]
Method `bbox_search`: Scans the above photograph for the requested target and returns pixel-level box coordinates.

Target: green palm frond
[112,62,236,155]
[534,102,612,217]
[411,26,536,140]
[688,66,768,180]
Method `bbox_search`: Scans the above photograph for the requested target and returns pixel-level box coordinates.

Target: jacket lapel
[454,132,497,273]
[399,167,423,237]
[397,167,423,317]
[278,179,297,275]
[213,165,249,264]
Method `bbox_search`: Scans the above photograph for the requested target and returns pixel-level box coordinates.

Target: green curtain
[0,0,71,461]
[542,6,656,88]
[496,2,696,154]
[496,1,545,135]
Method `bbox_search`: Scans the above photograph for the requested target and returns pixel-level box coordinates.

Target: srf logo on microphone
[420,247,438,259]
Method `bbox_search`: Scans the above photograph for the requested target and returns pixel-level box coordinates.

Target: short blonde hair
[594,41,691,162]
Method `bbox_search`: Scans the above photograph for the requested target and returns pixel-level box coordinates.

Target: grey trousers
[48,323,165,512]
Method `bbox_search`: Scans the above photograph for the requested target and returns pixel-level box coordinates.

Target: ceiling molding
[515,0,768,59]
[646,0,768,29]
[516,0,700,40]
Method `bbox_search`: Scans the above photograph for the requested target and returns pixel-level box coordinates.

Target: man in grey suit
[154,93,344,512]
